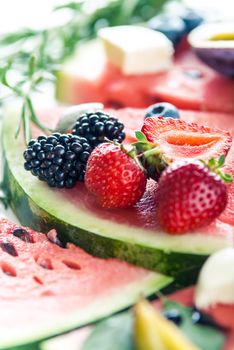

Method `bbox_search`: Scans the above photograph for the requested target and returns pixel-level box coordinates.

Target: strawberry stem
[202,154,233,184]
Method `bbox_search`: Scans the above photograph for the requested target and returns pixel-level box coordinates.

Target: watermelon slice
[0,218,170,349]
[3,107,233,286]
[56,41,234,114]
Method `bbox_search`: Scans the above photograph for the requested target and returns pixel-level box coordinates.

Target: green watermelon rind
[2,109,233,285]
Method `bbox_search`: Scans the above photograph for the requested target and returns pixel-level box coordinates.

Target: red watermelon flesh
[36,107,234,230]
[153,287,234,350]
[154,51,234,114]
[57,48,234,114]
[0,218,159,342]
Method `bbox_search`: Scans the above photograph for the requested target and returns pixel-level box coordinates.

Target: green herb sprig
[0,0,168,144]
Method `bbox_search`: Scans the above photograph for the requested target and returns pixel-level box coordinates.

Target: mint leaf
[135,131,147,142]
[163,300,225,350]
[82,312,134,350]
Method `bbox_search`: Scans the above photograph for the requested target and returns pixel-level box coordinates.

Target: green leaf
[218,154,225,168]
[135,131,147,142]
[26,97,51,133]
[0,60,13,87]
[54,1,83,11]
[163,300,225,350]
[221,173,233,184]
[0,29,38,46]
[28,55,36,77]
[82,312,134,350]
[208,158,216,168]
[21,102,32,144]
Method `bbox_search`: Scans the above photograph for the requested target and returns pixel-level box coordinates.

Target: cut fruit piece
[3,108,234,286]
[134,300,199,350]
[56,41,234,114]
[134,300,168,350]
[188,22,234,77]
[0,218,170,350]
[141,117,232,161]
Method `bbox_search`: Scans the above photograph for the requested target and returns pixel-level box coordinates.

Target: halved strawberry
[142,117,232,162]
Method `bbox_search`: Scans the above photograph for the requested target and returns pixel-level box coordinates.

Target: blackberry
[72,111,125,148]
[23,133,92,188]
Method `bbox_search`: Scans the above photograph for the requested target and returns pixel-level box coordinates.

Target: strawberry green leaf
[135,131,147,142]
[163,300,225,350]
[208,158,216,168]
[221,173,233,184]
[218,154,225,168]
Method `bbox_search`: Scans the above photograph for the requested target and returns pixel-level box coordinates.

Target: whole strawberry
[85,143,147,208]
[157,157,231,234]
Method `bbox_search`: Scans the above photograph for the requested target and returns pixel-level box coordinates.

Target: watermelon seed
[0,242,18,257]
[34,256,53,270]
[1,262,17,277]
[62,260,81,270]
[105,100,124,109]
[33,276,44,285]
[47,229,65,248]
[12,228,33,243]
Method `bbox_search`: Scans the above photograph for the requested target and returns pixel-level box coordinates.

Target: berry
[163,309,182,325]
[191,309,217,327]
[180,8,204,33]
[136,117,232,182]
[85,143,147,208]
[23,133,92,188]
[148,15,186,46]
[157,159,228,234]
[72,111,125,148]
[145,102,180,119]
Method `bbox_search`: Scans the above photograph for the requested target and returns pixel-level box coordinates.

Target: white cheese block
[98,25,174,75]
[195,248,234,309]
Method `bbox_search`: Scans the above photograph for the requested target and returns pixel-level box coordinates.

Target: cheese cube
[98,25,174,75]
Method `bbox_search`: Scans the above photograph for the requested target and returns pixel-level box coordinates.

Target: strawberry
[142,117,232,162]
[85,143,147,208]
[157,157,231,234]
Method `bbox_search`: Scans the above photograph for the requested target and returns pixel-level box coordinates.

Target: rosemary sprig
[0,0,168,144]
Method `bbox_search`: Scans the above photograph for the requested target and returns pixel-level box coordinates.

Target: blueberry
[180,8,204,33]
[192,309,217,327]
[145,102,180,119]
[148,15,186,46]
[163,309,182,325]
